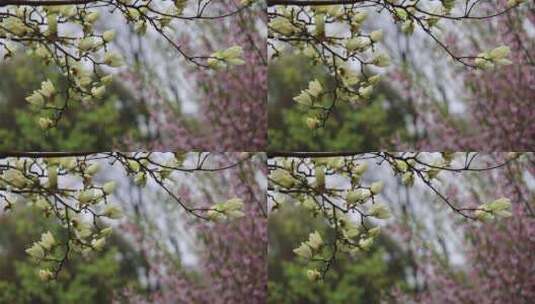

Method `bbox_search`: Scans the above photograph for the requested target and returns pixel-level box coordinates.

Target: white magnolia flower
[307,79,323,98]
[91,85,106,99]
[353,162,368,175]
[372,53,391,67]
[102,181,117,194]
[270,169,296,188]
[38,269,54,281]
[359,237,374,250]
[308,231,323,250]
[270,17,298,36]
[370,29,383,42]
[359,85,374,99]
[104,52,124,67]
[26,92,45,107]
[26,243,45,259]
[294,91,313,106]
[346,36,371,51]
[86,163,101,175]
[370,181,384,194]
[103,205,123,219]
[489,46,510,60]
[369,202,391,219]
[78,37,98,51]
[39,80,55,98]
[102,30,116,42]
[39,231,56,250]
[38,117,54,129]
[85,11,100,23]
[306,117,320,129]
[293,242,313,258]
[306,269,321,281]
[91,237,106,251]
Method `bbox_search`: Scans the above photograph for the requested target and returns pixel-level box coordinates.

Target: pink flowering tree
[389,154,535,302]
[118,153,267,303]
[121,0,267,150]
[392,1,534,150]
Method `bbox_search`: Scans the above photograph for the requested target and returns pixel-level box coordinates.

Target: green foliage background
[268,55,413,151]
[0,55,146,150]
[268,205,410,303]
[0,206,143,304]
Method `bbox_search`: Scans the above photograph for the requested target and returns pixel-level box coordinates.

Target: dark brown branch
[268,151,364,158]
[0,152,99,158]
[0,0,97,6]
[267,0,363,6]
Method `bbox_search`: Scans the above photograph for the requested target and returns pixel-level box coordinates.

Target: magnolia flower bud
[224,198,244,211]
[308,231,323,250]
[174,0,187,13]
[26,243,45,259]
[402,172,414,186]
[346,36,371,52]
[293,242,312,258]
[359,85,374,99]
[368,227,381,237]
[305,117,320,129]
[314,14,325,37]
[307,79,323,98]
[39,231,56,250]
[353,11,368,23]
[104,52,124,67]
[306,269,321,281]
[91,85,106,99]
[442,0,456,10]
[3,17,29,36]
[506,0,524,7]
[294,91,313,106]
[91,237,106,251]
[372,53,391,67]
[475,209,493,222]
[489,45,510,61]
[86,163,101,175]
[100,227,113,237]
[369,202,391,219]
[102,30,116,42]
[100,75,113,85]
[61,5,77,18]
[270,169,296,188]
[270,17,297,36]
[78,37,97,51]
[370,181,384,194]
[483,197,512,218]
[26,92,45,107]
[78,189,97,204]
[353,162,368,175]
[395,160,408,172]
[60,157,77,170]
[102,181,117,194]
[103,205,123,219]
[346,189,371,204]
[210,45,245,66]
[370,30,383,42]
[368,75,381,85]
[85,11,100,23]
[38,117,54,129]
[134,172,147,186]
[47,165,58,189]
[359,237,374,250]
[39,80,55,98]
[47,14,58,35]
[38,269,54,281]
[401,20,414,34]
